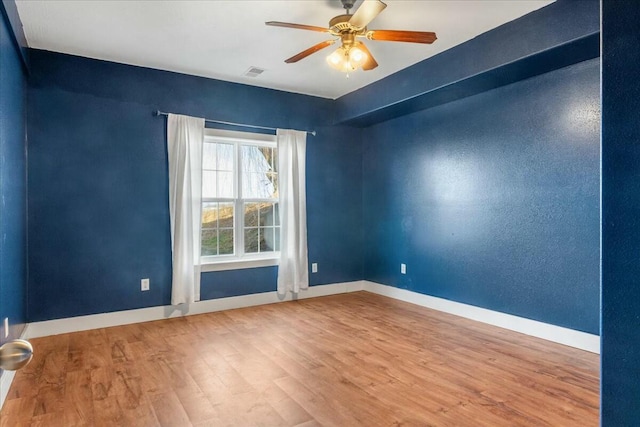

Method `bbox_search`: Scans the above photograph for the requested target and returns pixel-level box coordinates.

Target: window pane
[244,228,259,253]
[260,227,275,252]
[218,228,234,255]
[201,229,218,256]
[217,202,234,228]
[202,202,218,228]
[202,171,217,198]
[274,226,280,251]
[218,171,234,198]
[217,143,234,171]
[203,143,234,198]
[259,203,275,226]
[241,145,271,173]
[203,143,217,170]
[244,202,259,227]
[243,173,276,199]
[242,145,276,198]
[201,202,234,256]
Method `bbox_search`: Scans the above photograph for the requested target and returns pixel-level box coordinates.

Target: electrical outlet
[3,318,8,338]
[141,278,150,291]
[312,263,318,273]
[401,263,407,275]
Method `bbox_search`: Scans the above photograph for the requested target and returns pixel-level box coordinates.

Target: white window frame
[200,128,279,272]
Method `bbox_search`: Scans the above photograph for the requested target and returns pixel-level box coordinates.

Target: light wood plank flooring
[1,292,599,426]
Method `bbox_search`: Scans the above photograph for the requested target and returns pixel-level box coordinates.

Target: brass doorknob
[0,339,33,371]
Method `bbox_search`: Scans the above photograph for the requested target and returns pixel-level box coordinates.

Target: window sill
[201,256,279,272]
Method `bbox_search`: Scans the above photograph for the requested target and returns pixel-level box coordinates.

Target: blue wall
[601,0,640,424]
[0,5,27,343]
[27,50,363,321]
[362,59,600,334]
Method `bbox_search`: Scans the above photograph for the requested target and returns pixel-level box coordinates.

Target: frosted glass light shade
[349,45,367,67]
[326,44,368,72]
[326,47,346,69]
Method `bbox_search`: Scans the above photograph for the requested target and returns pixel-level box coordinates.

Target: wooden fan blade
[265,21,329,33]
[357,43,378,71]
[285,40,336,63]
[367,29,437,44]
[349,0,387,29]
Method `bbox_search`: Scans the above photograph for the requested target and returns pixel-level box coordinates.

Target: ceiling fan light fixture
[267,0,435,73]
[348,44,367,67]
[326,44,368,73]
[326,46,346,69]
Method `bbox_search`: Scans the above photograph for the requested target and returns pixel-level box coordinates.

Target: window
[200,128,279,271]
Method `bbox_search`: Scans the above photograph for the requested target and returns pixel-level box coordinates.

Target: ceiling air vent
[244,67,265,78]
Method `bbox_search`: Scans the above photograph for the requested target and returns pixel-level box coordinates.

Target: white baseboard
[0,369,16,411]
[362,281,600,354]
[22,279,599,355]
[24,281,365,339]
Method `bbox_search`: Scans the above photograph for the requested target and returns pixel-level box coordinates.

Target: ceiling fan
[266,0,437,73]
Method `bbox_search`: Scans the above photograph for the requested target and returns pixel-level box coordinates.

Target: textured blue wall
[0,6,27,342]
[601,0,640,424]
[362,59,600,334]
[27,50,363,321]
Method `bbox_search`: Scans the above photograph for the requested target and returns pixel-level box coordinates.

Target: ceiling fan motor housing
[329,14,366,36]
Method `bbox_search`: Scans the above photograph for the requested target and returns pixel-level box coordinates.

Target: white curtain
[277,129,309,294]
[167,114,205,304]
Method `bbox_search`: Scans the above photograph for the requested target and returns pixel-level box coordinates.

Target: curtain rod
[154,110,316,136]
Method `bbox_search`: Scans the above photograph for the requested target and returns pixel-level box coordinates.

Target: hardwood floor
[1,292,599,426]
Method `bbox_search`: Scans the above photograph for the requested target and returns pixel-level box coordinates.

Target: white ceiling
[15,0,554,99]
